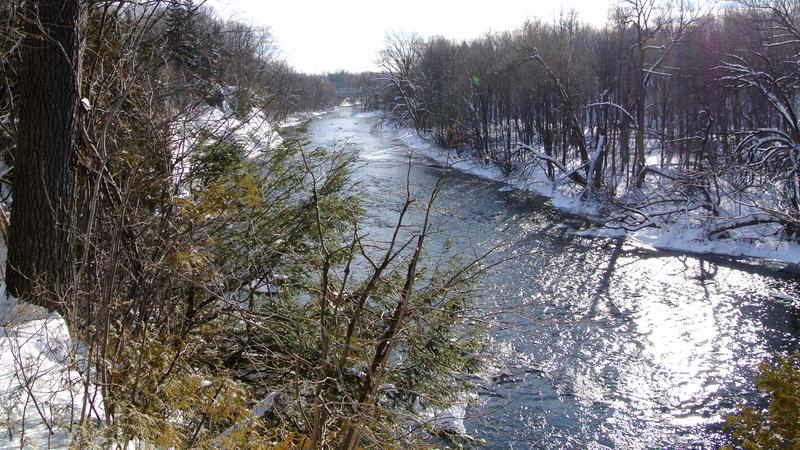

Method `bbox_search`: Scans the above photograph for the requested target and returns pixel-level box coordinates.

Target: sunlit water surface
[305,107,800,448]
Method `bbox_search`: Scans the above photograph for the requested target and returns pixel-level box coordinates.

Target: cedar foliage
[725,354,800,449]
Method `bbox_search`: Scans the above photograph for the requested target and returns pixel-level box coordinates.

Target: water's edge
[302,107,800,448]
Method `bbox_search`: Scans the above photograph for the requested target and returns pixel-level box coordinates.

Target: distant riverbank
[395,125,800,274]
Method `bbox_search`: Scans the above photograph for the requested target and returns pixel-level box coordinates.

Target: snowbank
[0,285,103,449]
[173,105,283,164]
[623,224,800,267]
[279,108,335,129]
[399,129,800,269]
[170,101,285,189]
[399,132,598,218]
[414,392,477,437]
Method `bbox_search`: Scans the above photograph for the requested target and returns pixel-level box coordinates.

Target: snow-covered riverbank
[279,107,339,129]
[398,129,800,271]
[0,284,103,449]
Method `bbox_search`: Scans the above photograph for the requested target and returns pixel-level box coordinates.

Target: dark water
[306,107,800,448]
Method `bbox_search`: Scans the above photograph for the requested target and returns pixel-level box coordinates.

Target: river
[306,106,800,448]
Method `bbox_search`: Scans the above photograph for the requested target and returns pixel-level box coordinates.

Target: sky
[207,0,615,74]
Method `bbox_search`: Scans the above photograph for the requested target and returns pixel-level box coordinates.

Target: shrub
[725,354,800,449]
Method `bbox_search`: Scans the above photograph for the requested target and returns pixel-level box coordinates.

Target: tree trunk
[634,89,646,187]
[634,36,647,188]
[6,0,84,308]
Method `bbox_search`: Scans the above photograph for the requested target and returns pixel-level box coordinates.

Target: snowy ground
[172,104,284,180]
[0,102,289,449]
[398,130,800,270]
[0,284,103,449]
[279,108,335,129]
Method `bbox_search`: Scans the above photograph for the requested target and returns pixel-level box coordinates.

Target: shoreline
[394,126,800,274]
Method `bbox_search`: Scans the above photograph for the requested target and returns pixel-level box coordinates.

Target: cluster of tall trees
[379,0,800,239]
[0,0,345,303]
[0,0,480,448]
[162,1,342,117]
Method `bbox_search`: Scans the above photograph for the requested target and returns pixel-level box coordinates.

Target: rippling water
[306,107,800,448]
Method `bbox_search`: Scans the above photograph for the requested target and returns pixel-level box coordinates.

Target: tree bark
[634,38,647,188]
[6,0,84,307]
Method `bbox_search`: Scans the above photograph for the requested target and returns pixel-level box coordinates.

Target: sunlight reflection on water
[307,107,800,448]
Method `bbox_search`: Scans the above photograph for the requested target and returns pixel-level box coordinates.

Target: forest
[0,0,484,447]
[0,0,798,448]
[374,0,800,247]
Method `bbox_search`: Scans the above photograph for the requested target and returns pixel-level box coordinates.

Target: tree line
[0,0,481,447]
[376,0,800,240]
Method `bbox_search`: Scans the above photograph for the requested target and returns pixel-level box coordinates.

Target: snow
[250,392,276,418]
[248,280,279,295]
[399,131,599,217]
[414,392,477,437]
[0,96,316,450]
[176,106,284,161]
[171,101,286,189]
[398,127,800,269]
[625,225,800,267]
[279,108,334,129]
[426,402,467,435]
[573,218,800,267]
[217,392,276,440]
[0,284,103,449]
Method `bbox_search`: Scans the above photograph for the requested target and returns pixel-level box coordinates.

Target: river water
[306,106,800,448]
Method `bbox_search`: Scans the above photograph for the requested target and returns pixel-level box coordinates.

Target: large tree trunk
[6,0,84,308]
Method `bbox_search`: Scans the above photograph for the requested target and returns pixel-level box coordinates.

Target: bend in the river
[304,106,800,448]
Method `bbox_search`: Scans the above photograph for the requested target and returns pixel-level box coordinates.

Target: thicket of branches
[378,0,800,241]
[0,1,484,448]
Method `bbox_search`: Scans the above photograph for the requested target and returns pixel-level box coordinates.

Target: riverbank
[0,281,104,449]
[279,107,340,129]
[305,107,800,447]
[397,127,800,272]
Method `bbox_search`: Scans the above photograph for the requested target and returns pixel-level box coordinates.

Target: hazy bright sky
[207,0,615,74]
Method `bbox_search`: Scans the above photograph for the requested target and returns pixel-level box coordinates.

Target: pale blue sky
[207,0,618,73]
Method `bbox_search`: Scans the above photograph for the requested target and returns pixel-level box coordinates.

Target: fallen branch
[518,143,587,186]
